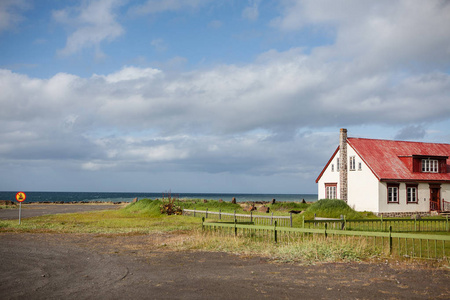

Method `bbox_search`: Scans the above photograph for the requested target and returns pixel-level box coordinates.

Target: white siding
[317,151,340,200]
[346,145,379,212]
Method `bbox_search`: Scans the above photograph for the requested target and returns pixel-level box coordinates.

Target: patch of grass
[302,199,367,220]
[269,201,310,212]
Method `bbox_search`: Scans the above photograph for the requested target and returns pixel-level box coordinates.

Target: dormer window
[422,159,438,173]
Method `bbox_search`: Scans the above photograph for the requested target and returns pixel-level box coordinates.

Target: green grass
[301,199,375,220]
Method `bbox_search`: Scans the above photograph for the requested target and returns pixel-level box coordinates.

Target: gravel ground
[1,232,449,300]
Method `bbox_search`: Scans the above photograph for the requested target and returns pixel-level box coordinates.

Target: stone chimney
[339,128,348,203]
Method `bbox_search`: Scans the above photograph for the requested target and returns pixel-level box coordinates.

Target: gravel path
[1,232,449,299]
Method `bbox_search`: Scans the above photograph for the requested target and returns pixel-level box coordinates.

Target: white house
[316,129,450,217]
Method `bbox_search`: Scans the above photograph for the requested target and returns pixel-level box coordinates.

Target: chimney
[339,128,348,203]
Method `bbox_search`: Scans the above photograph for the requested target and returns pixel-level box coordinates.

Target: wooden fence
[183,209,293,227]
[202,219,450,260]
[303,216,450,232]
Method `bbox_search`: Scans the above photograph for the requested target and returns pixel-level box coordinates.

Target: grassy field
[1,199,448,265]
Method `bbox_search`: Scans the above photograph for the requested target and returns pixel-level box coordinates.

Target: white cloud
[0,0,30,33]
[242,0,260,21]
[128,0,210,15]
[54,0,124,56]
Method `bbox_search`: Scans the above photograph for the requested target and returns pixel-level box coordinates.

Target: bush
[270,202,310,212]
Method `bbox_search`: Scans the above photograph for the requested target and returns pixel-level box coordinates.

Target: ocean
[0,191,318,204]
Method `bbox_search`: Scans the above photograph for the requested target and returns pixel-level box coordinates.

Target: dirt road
[1,232,449,299]
[0,204,122,220]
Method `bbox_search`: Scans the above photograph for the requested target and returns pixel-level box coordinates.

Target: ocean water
[0,191,318,203]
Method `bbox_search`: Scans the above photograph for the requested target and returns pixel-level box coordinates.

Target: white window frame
[406,186,418,203]
[422,159,438,173]
[325,184,337,199]
[349,156,356,171]
[388,186,399,203]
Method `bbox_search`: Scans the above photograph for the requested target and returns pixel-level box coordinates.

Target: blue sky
[1,0,450,194]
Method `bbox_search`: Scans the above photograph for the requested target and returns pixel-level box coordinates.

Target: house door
[430,187,441,211]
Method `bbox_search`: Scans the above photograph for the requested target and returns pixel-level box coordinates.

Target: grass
[1,198,448,264]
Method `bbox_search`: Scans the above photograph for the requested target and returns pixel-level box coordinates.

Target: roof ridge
[348,137,450,146]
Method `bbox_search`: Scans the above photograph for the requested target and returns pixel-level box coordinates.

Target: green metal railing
[303,216,450,232]
[202,218,450,260]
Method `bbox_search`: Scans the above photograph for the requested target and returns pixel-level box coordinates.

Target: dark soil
[1,232,449,300]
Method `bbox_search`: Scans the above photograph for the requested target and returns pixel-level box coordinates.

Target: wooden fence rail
[183,209,293,227]
[202,219,450,260]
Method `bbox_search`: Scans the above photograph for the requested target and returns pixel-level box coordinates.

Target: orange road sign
[16,192,26,202]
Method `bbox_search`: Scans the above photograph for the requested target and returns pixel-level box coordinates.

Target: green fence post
[447,216,449,232]
[234,218,237,237]
[381,215,383,231]
[324,223,328,238]
[389,226,392,254]
[251,211,253,223]
[290,212,293,227]
[302,215,305,228]
[414,215,417,232]
[194,208,196,217]
[274,220,277,243]
[206,208,208,219]
[202,217,205,231]
[219,209,221,220]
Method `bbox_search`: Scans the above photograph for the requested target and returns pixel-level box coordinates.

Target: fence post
[389,226,392,254]
[219,209,221,220]
[446,215,449,232]
[251,211,253,223]
[343,215,346,230]
[414,215,417,232]
[302,215,305,228]
[324,223,328,238]
[381,215,383,231]
[274,220,277,243]
[202,217,205,231]
[194,208,196,218]
[290,212,293,227]
[234,218,237,237]
[271,212,273,225]
[206,208,208,219]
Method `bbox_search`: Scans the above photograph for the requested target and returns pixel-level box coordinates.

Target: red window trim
[325,183,337,199]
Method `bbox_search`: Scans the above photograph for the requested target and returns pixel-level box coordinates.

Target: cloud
[242,0,260,21]
[0,0,30,33]
[53,0,124,56]
[128,0,210,15]
[394,125,427,141]
[151,38,168,52]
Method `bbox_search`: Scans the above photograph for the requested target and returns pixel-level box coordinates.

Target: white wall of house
[346,145,380,213]
[317,151,340,200]
[377,182,450,214]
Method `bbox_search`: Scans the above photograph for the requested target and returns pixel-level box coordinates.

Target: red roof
[316,137,450,183]
[348,138,450,182]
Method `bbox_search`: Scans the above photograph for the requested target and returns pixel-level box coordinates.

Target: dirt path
[0,204,123,220]
[1,232,449,300]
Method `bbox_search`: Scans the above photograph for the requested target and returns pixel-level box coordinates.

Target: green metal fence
[202,219,450,260]
[303,216,450,232]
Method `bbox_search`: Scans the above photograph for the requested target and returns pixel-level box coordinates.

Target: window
[325,183,337,199]
[336,157,340,171]
[331,164,334,172]
[387,184,399,203]
[422,159,438,173]
[406,185,418,203]
[349,156,356,171]
[358,162,362,171]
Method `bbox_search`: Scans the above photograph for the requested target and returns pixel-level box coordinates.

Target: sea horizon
[0,191,318,203]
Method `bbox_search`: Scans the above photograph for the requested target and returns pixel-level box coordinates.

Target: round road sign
[16,192,26,202]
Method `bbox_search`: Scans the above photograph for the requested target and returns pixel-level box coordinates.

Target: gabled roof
[348,138,450,182]
[316,137,450,183]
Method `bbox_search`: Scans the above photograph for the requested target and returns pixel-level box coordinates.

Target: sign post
[15,192,26,225]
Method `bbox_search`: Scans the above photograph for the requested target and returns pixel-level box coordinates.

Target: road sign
[16,192,26,202]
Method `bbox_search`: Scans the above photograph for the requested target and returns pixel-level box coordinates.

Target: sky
[1,0,450,194]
